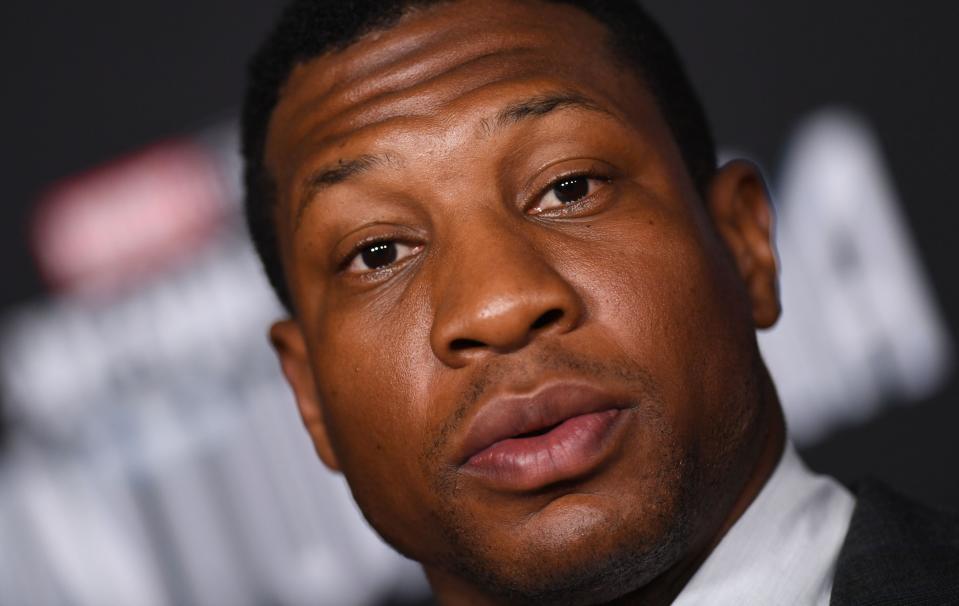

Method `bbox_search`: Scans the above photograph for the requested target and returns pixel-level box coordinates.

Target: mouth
[457,382,632,492]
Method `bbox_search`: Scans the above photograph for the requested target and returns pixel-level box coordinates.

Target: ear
[706,160,780,329]
[269,320,342,472]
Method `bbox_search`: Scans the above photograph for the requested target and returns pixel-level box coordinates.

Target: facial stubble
[420,347,705,605]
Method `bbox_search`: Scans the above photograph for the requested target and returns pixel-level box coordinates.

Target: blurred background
[1,1,957,605]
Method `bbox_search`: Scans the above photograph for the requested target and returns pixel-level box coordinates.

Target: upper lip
[456,381,628,466]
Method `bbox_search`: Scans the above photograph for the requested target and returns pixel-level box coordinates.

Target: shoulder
[831,480,959,605]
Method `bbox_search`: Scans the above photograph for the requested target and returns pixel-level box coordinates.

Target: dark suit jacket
[830,481,959,605]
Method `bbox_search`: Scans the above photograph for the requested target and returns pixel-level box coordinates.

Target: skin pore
[265,1,785,604]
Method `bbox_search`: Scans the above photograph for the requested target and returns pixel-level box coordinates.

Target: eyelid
[333,223,414,267]
[522,159,614,204]
[528,170,612,215]
[338,235,422,275]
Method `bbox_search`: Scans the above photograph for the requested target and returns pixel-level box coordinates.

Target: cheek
[317,330,419,464]
[316,287,431,441]
[309,300,446,549]
[568,205,755,417]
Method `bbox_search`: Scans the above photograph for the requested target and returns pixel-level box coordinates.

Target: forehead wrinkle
[275,16,567,158]
[276,4,457,104]
[323,29,550,110]
[315,0,570,103]
[286,47,549,159]
[292,71,600,176]
[280,22,553,138]
[274,63,561,194]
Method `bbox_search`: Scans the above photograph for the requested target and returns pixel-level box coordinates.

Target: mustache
[426,345,658,464]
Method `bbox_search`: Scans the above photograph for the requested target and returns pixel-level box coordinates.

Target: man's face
[265,1,780,603]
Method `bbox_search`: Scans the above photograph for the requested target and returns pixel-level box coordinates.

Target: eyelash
[532,169,611,209]
[338,234,419,275]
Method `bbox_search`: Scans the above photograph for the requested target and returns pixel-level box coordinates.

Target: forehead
[264,0,646,187]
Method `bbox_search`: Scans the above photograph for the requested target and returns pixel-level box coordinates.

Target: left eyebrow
[490,90,615,131]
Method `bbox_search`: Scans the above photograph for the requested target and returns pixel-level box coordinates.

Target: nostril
[445,309,567,356]
[450,338,486,351]
[530,308,564,331]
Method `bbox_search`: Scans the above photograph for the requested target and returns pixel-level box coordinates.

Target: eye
[530,175,607,214]
[346,240,420,273]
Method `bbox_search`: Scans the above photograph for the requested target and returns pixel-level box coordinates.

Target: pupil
[554,177,589,203]
[361,243,398,268]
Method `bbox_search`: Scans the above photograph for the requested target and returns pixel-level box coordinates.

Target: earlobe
[706,160,781,329]
[269,320,342,472]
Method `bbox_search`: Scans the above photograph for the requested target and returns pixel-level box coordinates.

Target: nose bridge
[448,213,535,285]
[430,214,582,365]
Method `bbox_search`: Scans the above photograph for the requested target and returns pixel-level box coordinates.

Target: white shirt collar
[673,442,856,606]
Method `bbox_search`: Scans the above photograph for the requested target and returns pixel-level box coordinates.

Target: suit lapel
[830,481,959,605]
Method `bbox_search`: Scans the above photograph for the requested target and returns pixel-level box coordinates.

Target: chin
[432,484,693,605]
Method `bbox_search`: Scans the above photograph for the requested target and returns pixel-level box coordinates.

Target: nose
[430,225,583,368]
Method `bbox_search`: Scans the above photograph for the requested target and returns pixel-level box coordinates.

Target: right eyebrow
[492,90,613,130]
[294,153,398,231]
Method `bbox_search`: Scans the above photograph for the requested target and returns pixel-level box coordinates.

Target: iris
[361,242,398,269]
[554,176,590,204]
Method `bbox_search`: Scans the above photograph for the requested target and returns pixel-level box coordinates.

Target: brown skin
[265,1,785,604]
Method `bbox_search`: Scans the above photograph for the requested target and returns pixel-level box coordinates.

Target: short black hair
[242,0,716,311]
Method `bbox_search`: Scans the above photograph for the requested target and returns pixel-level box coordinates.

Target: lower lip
[462,409,625,491]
